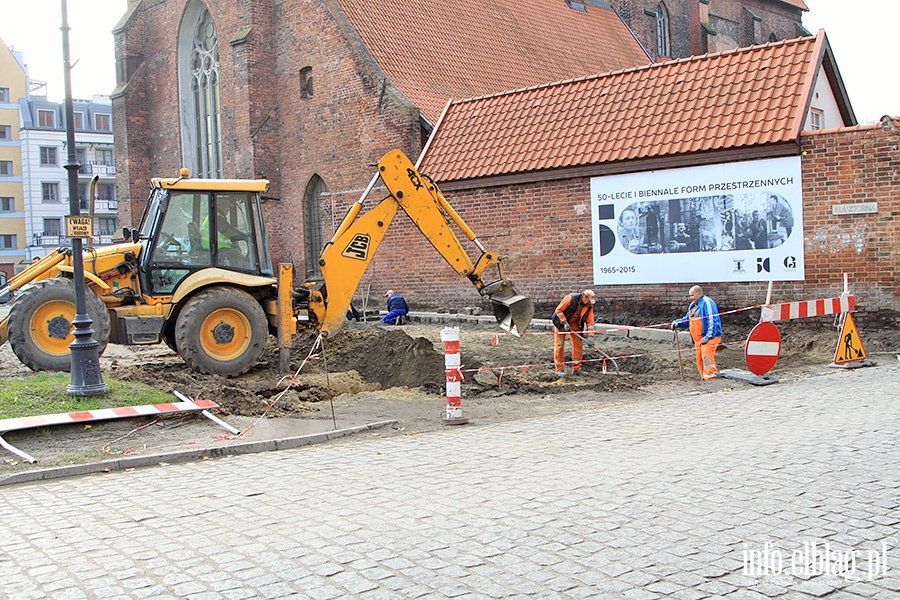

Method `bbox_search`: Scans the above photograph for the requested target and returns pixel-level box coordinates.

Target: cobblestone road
[1,362,898,599]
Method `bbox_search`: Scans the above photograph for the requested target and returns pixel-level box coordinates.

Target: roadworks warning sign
[833,312,867,364]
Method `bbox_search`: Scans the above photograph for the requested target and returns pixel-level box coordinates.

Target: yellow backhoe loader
[0,150,533,377]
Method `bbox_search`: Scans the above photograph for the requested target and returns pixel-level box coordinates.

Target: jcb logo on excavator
[406,168,423,190]
[341,234,370,260]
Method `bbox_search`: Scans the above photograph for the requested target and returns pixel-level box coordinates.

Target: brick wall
[113,0,422,268]
[359,121,899,330]
[612,0,804,61]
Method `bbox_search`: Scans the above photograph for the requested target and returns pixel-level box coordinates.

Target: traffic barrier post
[441,327,469,425]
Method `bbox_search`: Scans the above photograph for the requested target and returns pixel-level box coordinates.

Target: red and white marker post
[745,321,782,375]
[441,327,469,425]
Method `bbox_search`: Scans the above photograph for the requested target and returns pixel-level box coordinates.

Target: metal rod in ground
[572,330,619,374]
[321,338,337,429]
[200,411,240,435]
[675,330,685,381]
[172,390,241,434]
[0,435,37,463]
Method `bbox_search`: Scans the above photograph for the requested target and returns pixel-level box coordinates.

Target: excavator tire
[162,327,178,353]
[8,278,110,372]
[174,286,267,377]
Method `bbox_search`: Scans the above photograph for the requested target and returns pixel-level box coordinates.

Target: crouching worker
[382,290,409,325]
[552,289,596,378]
[672,285,722,380]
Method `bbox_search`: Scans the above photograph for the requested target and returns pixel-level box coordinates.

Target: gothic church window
[304,175,327,279]
[179,2,223,178]
[656,3,670,58]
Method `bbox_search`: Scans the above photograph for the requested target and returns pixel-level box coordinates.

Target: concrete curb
[0,420,398,486]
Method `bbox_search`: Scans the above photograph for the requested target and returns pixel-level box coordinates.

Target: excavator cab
[138,178,273,294]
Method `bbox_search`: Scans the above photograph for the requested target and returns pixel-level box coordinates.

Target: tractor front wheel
[174,287,268,376]
[8,278,111,372]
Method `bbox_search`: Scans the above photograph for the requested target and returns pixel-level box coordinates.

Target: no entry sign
[745,322,782,375]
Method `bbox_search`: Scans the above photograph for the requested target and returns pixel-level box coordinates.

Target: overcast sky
[0,1,896,124]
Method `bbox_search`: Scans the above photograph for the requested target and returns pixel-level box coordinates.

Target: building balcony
[77,163,116,176]
[32,233,116,247]
[78,199,118,213]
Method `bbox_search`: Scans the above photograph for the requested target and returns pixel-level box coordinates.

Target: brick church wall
[361,121,899,330]
[113,0,423,274]
[611,0,805,61]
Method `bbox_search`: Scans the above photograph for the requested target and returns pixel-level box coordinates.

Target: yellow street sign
[833,312,867,364]
[66,216,93,238]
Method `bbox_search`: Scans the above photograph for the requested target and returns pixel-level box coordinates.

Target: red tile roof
[336,0,650,124]
[419,31,853,185]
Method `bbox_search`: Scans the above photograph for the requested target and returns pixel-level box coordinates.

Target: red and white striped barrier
[760,295,855,322]
[0,398,222,463]
[0,399,220,434]
[441,327,469,425]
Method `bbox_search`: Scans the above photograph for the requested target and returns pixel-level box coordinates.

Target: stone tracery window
[179,2,223,178]
[304,175,327,279]
[191,8,222,178]
[656,3,670,58]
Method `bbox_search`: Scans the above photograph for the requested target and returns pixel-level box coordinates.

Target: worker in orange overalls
[552,290,596,378]
[672,285,722,380]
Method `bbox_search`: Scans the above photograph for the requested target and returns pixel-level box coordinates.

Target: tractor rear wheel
[174,287,268,376]
[8,278,111,372]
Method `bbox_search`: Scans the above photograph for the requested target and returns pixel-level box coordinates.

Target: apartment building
[20,95,117,260]
[0,37,26,282]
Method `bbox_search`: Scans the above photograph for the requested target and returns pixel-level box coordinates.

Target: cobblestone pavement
[1,362,898,599]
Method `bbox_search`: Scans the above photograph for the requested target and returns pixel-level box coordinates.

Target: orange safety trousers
[554,326,585,372]
[689,317,720,380]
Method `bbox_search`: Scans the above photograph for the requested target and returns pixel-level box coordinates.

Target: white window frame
[0,196,14,212]
[0,234,16,249]
[809,108,823,131]
[96,148,114,165]
[97,217,118,235]
[40,146,58,166]
[38,109,55,128]
[0,124,10,140]
[0,160,12,176]
[42,182,60,202]
[73,111,84,130]
[97,183,116,201]
[94,113,111,131]
[0,88,9,103]
[43,218,62,236]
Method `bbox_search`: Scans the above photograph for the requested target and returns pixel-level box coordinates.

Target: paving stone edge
[0,420,398,487]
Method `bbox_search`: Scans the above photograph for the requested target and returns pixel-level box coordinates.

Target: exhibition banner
[590,156,804,285]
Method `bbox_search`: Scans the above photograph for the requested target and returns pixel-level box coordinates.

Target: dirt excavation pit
[98,319,678,422]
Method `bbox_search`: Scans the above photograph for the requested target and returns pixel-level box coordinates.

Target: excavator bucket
[482,280,534,336]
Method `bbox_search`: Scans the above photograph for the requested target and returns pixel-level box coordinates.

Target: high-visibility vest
[199,214,232,250]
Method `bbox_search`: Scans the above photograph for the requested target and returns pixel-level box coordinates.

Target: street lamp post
[61,0,109,396]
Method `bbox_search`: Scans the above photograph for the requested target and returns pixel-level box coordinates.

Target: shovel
[482,279,534,337]
[570,329,620,374]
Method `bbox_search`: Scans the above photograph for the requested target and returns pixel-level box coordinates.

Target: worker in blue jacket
[672,285,722,380]
[382,290,409,325]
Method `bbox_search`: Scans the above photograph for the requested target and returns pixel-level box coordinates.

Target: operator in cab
[201,195,250,268]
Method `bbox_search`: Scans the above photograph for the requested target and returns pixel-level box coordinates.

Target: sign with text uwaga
[590,156,804,285]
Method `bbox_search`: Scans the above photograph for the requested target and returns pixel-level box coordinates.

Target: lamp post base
[67,313,109,396]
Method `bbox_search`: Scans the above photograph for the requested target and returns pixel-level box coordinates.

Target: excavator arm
[310,149,533,338]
